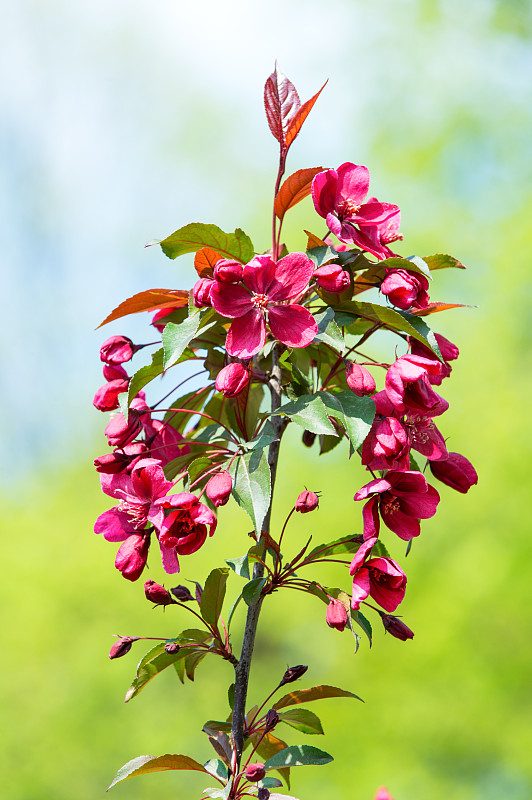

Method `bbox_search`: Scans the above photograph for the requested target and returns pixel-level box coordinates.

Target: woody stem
[230,344,287,774]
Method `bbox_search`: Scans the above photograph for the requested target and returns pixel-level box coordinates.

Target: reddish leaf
[423,253,466,271]
[274,168,324,221]
[194,247,222,278]
[285,80,328,149]
[305,230,327,249]
[412,302,471,317]
[273,684,362,710]
[264,64,301,146]
[97,289,189,328]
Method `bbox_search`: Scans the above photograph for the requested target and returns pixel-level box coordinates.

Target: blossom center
[337,199,362,220]
[382,496,400,516]
[159,510,198,548]
[120,500,149,529]
[252,292,270,311]
[381,230,404,244]
[368,566,387,584]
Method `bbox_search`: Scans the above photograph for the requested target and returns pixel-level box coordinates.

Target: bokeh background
[2,1,532,799]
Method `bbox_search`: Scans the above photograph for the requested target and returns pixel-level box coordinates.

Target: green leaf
[185,651,207,681]
[127,347,165,407]
[274,685,363,710]
[163,449,204,481]
[271,394,337,436]
[160,222,254,263]
[162,314,202,369]
[306,535,362,561]
[313,309,345,353]
[200,568,230,628]
[371,539,391,558]
[317,390,375,450]
[107,753,209,789]
[203,759,228,782]
[229,449,271,535]
[351,609,372,646]
[246,421,278,452]
[226,554,251,580]
[337,300,442,359]
[306,245,339,268]
[203,720,233,734]
[279,708,324,735]
[264,745,333,769]
[242,577,267,606]
[379,255,432,281]
[188,456,213,485]
[423,253,466,271]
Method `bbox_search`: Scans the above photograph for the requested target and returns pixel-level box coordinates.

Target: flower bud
[93,379,129,412]
[429,452,478,493]
[100,335,136,364]
[258,789,270,800]
[109,636,139,659]
[374,789,395,800]
[94,451,131,474]
[263,709,280,732]
[315,264,350,294]
[302,430,316,448]
[215,362,250,398]
[206,470,233,507]
[345,362,376,396]
[151,306,179,332]
[102,363,129,382]
[105,410,143,448]
[213,258,244,283]
[295,490,319,513]
[381,268,429,311]
[279,664,308,686]
[193,277,214,308]
[326,598,348,632]
[170,585,194,602]
[164,641,181,654]
[245,763,266,782]
[380,613,414,641]
[144,580,176,606]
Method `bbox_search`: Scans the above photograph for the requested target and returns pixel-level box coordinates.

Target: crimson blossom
[355,469,440,541]
[311,162,401,259]
[155,492,217,574]
[210,253,318,358]
[349,537,407,613]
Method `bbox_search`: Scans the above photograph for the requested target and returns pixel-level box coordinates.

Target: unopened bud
[144,580,176,606]
[205,470,233,507]
[263,709,280,733]
[295,490,319,514]
[345,362,376,396]
[105,410,143,448]
[164,641,181,654]
[215,362,250,398]
[280,664,308,686]
[193,277,214,308]
[315,264,350,294]
[258,789,270,800]
[326,598,348,632]
[109,636,139,660]
[213,258,244,284]
[245,763,266,782]
[100,335,136,365]
[302,430,316,448]
[381,614,414,641]
[170,585,194,602]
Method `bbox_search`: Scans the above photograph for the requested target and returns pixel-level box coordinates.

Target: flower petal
[94,508,136,542]
[243,255,277,295]
[226,309,266,358]
[211,282,253,319]
[311,168,338,217]
[268,305,318,348]
[336,163,370,206]
[380,502,421,540]
[159,541,180,574]
[351,568,371,609]
[267,253,315,302]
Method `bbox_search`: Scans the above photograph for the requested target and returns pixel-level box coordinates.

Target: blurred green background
[2,1,532,799]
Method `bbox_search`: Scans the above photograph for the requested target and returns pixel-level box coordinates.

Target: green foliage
[274,685,363,709]
[160,223,254,263]
[264,745,333,769]
[108,753,209,790]
[229,449,271,535]
[278,708,324,735]
[200,568,230,628]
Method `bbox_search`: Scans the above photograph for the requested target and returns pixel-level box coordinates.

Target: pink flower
[314,264,350,294]
[385,355,448,417]
[94,458,173,580]
[105,410,144,448]
[404,413,448,461]
[311,163,401,257]
[148,420,190,466]
[326,598,348,631]
[155,493,217,574]
[215,362,250,398]
[93,378,129,412]
[352,207,404,260]
[206,470,233,507]
[409,333,459,385]
[94,442,148,474]
[354,470,440,541]
[345,362,376,396]
[349,537,407,613]
[374,788,395,800]
[429,452,478,493]
[381,268,430,311]
[361,415,410,471]
[210,253,318,358]
[100,335,136,365]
